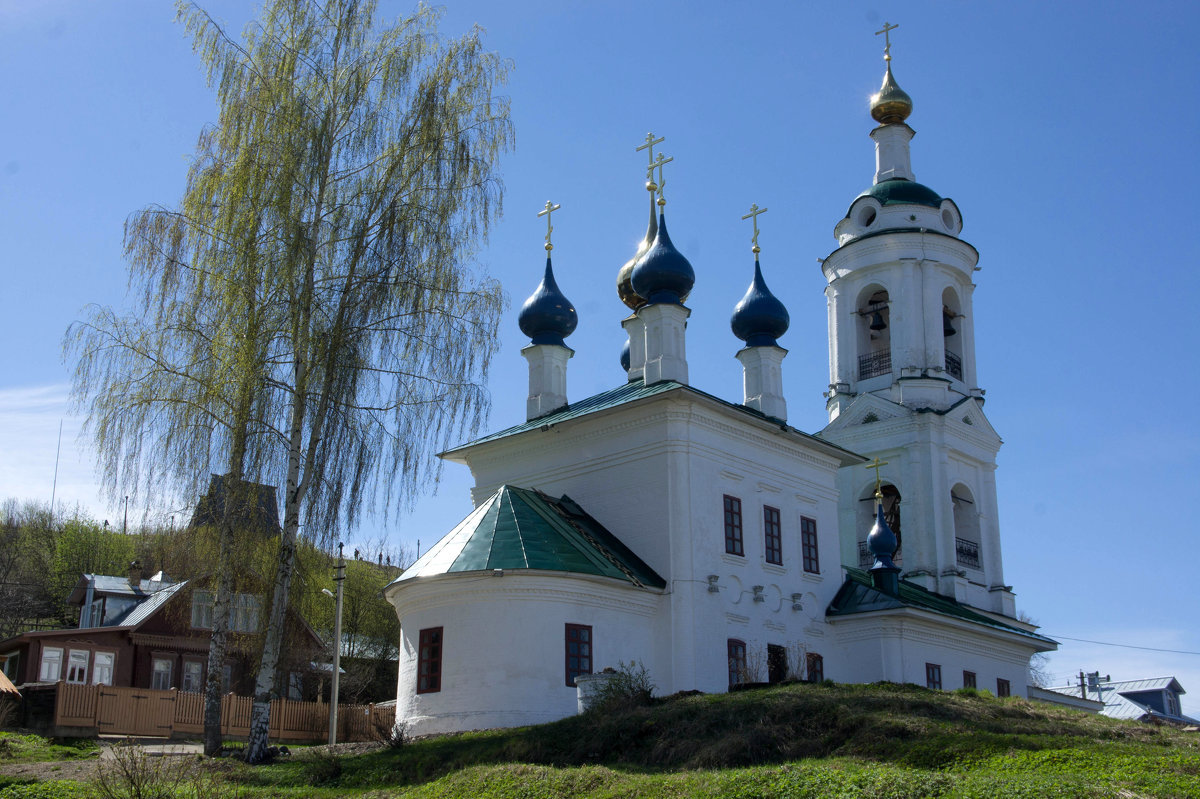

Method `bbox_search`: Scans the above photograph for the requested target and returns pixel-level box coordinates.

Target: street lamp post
[328,543,346,745]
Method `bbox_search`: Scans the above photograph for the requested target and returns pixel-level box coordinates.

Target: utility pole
[122,496,129,534]
[328,543,346,745]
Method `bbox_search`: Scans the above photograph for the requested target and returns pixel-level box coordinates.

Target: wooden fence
[53,682,393,742]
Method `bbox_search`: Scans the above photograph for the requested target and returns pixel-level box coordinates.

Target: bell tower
[820,25,1016,618]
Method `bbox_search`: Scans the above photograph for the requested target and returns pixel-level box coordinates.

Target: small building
[1036,677,1199,725]
[0,566,323,698]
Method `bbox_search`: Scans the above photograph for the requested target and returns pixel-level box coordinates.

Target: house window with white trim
[182,660,203,693]
[232,594,260,633]
[191,590,213,629]
[92,652,115,686]
[65,649,89,684]
[724,496,743,556]
[39,647,63,682]
[151,657,173,690]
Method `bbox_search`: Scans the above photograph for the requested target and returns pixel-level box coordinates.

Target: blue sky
[1,1,1197,712]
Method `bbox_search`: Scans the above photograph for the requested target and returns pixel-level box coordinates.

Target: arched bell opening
[941,287,964,381]
[857,483,902,568]
[856,286,892,381]
[951,483,981,570]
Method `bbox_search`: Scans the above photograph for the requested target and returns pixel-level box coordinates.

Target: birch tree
[71,0,510,762]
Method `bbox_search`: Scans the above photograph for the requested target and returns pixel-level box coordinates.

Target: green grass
[0,734,97,764]
[5,683,1199,797]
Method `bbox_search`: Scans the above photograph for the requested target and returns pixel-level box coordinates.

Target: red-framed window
[806,652,824,683]
[727,639,746,687]
[963,670,977,689]
[764,506,782,565]
[926,662,942,690]
[996,678,1011,698]
[801,516,820,574]
[565,624,592,687]
[724,496,743,556]
[417,627,443,694]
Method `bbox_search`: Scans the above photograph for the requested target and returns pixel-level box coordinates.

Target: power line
[1049,634,1200,656]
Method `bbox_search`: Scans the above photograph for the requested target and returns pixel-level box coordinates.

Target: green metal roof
[849,178,944,216]
[443,379,863,466]
[444,380,681,453]
[827,567,1056,645]
[392,485,665,589]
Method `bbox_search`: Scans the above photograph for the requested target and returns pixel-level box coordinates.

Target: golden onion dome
[870,64,913,125]
[617,191,658,310]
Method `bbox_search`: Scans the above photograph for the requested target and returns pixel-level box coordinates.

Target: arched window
[858,483,902,568]
[942,287,963,381]
[952,484,981,570]
[856,286,891,381]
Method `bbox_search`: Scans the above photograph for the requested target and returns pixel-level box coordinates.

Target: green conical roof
[393,485,665,589]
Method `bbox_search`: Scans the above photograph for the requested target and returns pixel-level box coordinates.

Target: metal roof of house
[67,574,177,605]
[108,581,188,627]
[443,379,862,465]
[1043,678,1198,724]
[391,485,665,589]
[827,566,1056,645]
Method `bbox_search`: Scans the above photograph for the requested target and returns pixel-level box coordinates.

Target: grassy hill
[3,682,1197,797]
[232,681,1200,798]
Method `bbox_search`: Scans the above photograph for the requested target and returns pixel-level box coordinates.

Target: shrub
[92,740,194,799]
[302,749,343,786]
[588,661,655,713]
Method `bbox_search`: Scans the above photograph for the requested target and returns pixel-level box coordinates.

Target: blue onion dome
[867,502,898,569]
[731,259,789,347]
[617,192,658,311]
[518,256,577,346]
[620,338,631,372]
[630,212,694,306]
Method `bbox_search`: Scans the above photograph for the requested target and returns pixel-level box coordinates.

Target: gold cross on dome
[866,456,889,500]
[649,152,674,205]
[741,203,769,255]
[538,200,561,251]
[637,132,666,193]
[875,21,898,62]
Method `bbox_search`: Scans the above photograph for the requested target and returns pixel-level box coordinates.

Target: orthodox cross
[636,132,666,192]
[875,21,898,62]
[649,152,673,205]
[866,456,889,500]
[741,203,768,255]
[538,200,561,251]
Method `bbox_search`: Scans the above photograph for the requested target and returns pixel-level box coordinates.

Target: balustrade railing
[945,351,963,380]
[955,537,980,569]
[858,350,891,380]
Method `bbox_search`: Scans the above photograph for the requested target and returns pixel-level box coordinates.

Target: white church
[384,36,1057,735]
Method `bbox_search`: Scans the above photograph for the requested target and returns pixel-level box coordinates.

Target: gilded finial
[636,132,665,194]
[870,22,912,125]
[866,457,889,502]
[538,200,561,251]
[875,21,898,62]
[649,152,673,206]
[741,203,768,255]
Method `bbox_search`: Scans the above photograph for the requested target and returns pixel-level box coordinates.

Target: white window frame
[232,594,260,633]
[65,649,89,684]
[151,657,173,690]
[92,652,115,686]
[191,590,214,629]
[39,646,63,682]
[181,660,203,693]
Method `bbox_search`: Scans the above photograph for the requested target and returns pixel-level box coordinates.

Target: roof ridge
[533,488,645,588]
